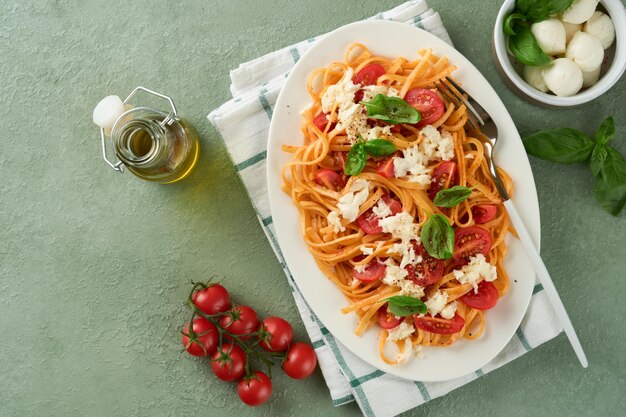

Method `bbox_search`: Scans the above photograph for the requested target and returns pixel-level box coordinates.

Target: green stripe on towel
[234,150,267,171]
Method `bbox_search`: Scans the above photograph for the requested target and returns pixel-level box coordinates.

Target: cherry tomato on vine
[192,284,231,315]
[220,305,259,338]
[210,343,247,382]
[237,371,273,407]
[181,317,218,357]
[259,317,294,352]
[282,342,317,380]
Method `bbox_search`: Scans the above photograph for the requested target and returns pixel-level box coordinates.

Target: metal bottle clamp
[100,86,179,173]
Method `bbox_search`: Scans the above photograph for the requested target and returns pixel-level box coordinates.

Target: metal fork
[436,77,588,368]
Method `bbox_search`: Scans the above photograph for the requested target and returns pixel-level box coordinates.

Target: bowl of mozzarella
[494,0,626,106]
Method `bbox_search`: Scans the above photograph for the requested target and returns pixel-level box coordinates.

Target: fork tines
[435,77,484,129]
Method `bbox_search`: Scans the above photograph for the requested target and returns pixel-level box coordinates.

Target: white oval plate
[266,20,540,382]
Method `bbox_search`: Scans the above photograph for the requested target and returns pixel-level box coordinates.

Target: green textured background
[1,0,624,416]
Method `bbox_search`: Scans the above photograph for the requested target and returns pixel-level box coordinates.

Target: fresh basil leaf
[421,214,454,259]
[523,128,595,163]
[361,94,420,125]
[508,25,551,66]
[504,12,526,35]
[594,147,626,216]
[364,139,396,157]
[386,296,427,316]
[344,141,367,176]
[546,0,575,15]
[516,0,550,22]
[590,144,608,176]
[595,116,615,145]
[433,186,473,208]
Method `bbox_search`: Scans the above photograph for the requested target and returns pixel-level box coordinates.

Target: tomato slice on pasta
[452,226,492,266]
[404,88,445,127]
[428,161,457,200]
[313,169,345,191]
[459,280,499,310]
[405,244,444,286]
[352,63,386,86]
[356,195,402,234]
[414,314,465,335]
[377,305,402,329]
[352,259,386,282]
[471,204,498,224]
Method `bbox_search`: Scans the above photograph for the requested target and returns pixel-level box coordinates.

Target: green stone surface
[1,0,624,416]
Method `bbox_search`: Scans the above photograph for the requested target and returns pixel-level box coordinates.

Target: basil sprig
[386,296,427,317]
[421,214,455,259]
[433,186,473,208]
[344,136,396,176]
[503,0,574,66]
[361,94,420,125]
[523,117,626,216]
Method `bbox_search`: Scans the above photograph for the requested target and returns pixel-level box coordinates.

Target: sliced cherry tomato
[282,342,317,380]
[334,152,347,170]
[376,157,395,179]
[405,244,444,286]
[259,317,294,352]
[428,161,457,200]
[237,371,273,407]
[452,226,493,266]
[404,88,445,127]
[377,305,402,329]
[459,280,499,310]
[191,284,230,315]
[352,258,386,282]
[313,169,346,191]
[210,343,246,382]
[352,63,386,86]
[220,305,259,339]
[356,195,402,234]
[181,317,218,357]
[390,124,403,134]
[354,89,364,103]
[414,313,465,335]
[472,204,498,224]
[313,113,335,131]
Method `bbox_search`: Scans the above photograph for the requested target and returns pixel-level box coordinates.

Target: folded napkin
[208,2,562,416]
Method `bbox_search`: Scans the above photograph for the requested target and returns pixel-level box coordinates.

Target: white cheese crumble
[440,301,457,320]
[424,290,457,319]
[387,321,415,341]
[327,211,345,233]
[337,179,370,222]
[379,212,420,242]
[382,259,425,298]
[353,264,367,274]
[372,198,392,218]
[452,254,497,293]
[362,85,399,101]
[360,245,374,256]
[396,338,414,363]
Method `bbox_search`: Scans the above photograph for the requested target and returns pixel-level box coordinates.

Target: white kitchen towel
[207,2,562,416]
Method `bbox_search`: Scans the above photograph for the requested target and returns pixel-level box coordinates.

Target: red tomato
[405,244,444,286]
[414,314,465,335]
[334,152,347,170]
[210,343,246,382]
[282,342,317,380]
[428,161,457,200]
[313,169,346,191]
[237,371,273,407]
[352,63,386,86]
[192,284,231,315]
[352,258,386,282]
[220,305,259,338]
[354,89,364,103]
[313,113,335,131]
[452,226,493,266]
[259,317,294,352]
[376,157,395,179]
[356,195,402,234]
[471,204,498,224]
[181,317,218,357]
[377,305,402,329]
[404,88,445,127]
[459,280,499,310]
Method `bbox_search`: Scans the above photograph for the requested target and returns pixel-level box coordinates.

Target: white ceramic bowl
[494,0,626,106]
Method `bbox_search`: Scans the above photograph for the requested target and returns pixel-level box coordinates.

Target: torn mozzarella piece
[542,58,583,97]
[379,212,421,242]
[440,301,457,320]
[327,211,345,233]
[337,179,370,222]
[372,198,392,218]
[530,19,566,55]
[452,254,497,293]
[566,31,604,72]
[561,0,599,25]
[360,245,374,256]
[353,264,367,274]
[584,11,615,49]
[387,322,415,341]
[523,64,550,93]
[425,290,448,317]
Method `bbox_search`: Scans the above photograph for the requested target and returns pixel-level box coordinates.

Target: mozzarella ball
[531,19,567,55]
[562,0,599,24]
[93,95,126,129]
[566,31,604,71]
[584,11,615,49]
[523,64,550,92]
[562,21,582,43]
[542,58,583,97]
[582,66,601,87]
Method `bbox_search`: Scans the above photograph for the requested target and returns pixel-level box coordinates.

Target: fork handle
[503,199,588,368]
